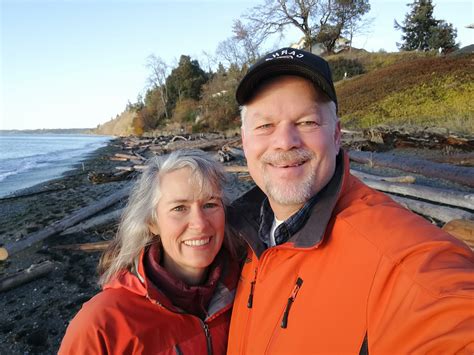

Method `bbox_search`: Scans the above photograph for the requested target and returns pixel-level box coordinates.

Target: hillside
[93,110,136,136]
[334,52,474,133]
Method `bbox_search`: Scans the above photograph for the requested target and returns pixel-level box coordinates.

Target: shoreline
[0,135,113,199]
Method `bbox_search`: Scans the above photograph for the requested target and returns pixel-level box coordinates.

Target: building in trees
[241,0,370,54]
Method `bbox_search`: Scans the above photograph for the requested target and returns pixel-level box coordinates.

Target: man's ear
[148,222,160,236]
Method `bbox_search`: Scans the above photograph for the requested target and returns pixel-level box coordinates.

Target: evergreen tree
[165,55,208,114]
[395,0,458,52]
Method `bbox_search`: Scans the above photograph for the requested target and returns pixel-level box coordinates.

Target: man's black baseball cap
[236,47,338,110]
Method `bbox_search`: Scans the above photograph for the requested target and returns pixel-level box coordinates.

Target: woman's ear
[148,222,160,236]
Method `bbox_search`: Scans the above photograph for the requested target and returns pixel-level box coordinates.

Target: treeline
[127,57,246,135]
[121,0,460,135]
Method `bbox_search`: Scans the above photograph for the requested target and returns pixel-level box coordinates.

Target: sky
[1,0,473,130]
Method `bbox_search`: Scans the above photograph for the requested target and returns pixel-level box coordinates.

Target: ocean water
[0,133,112,197]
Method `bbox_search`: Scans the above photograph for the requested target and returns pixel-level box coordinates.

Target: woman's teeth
[183,238,210,246]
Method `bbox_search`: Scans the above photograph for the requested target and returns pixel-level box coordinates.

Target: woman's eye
[203,202,219,209]
[172,205,187,212]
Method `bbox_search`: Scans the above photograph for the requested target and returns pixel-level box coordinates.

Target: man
[227,47,474,354]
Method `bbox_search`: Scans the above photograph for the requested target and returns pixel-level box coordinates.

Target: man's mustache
[261,149,314,165]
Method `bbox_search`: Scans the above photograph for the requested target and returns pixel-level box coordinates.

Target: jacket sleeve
[58,302,109,355]
[367,238,474,353]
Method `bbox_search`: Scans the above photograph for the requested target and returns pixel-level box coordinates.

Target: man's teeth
[183,238,210,246]
[275,162,303,168]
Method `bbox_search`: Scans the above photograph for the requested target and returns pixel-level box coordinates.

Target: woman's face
[149,167,225,285]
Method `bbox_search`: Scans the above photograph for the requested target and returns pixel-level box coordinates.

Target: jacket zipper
[147,294,214,354]
[201,320,213,355]
[247,268,258,308]
[281,277,303,329]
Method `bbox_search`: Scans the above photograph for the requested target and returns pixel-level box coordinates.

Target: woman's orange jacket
[227,152,474,354]
[59,249,238,354]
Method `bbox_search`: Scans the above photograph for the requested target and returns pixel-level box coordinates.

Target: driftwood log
[442,219,474,250]
[0,186,131,261]
[0,260,55,293]
[361,178,474,210]
[349,150,474,188]
[52,240,111,252]
[350,170,416,184]
[61,209,124,235]
[389,195,473,223]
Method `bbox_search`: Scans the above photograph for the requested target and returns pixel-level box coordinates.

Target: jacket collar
[104,245,239,319]
[229,150,347,257]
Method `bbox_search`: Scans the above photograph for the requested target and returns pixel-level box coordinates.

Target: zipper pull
[247,268,258,308]
[281,277,303,329]
[202,322,213,355]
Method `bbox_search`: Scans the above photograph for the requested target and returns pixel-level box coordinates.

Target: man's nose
[273,123,301,150]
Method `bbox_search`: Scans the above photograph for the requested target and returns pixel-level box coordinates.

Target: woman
[59,149,241,354]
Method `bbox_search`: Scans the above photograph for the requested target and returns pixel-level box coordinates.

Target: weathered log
[389,195,473,223]
[61,208,124,235]
[351,170,416,184]
[432,153,474,167]
[109,157,128,161]
[349,150,474,188]
[133,152,147,161]
[0,186,131,260]
[361,178,474,210]
[165,138,234,152]
[442,219,474,249]
[225,166,249,173]
[52,240,111,252]
[88,170,133,184]
[115,153,138,160]
[115,166,135,172]
[0,261,55,293]
[221,146,246,159]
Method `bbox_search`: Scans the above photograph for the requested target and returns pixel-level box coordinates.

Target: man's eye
[255,123,272,130]
[298,121,318,127]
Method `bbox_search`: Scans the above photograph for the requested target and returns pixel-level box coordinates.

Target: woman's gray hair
[98,149,235,286]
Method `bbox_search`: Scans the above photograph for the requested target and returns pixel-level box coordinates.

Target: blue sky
[1,0,473,130]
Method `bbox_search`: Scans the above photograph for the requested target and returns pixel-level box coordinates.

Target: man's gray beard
[263,168,316,205]
[261,149,316,206]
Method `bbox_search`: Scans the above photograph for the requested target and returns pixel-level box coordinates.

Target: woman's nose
[188,207,209,230]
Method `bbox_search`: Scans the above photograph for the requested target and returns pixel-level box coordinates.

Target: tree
[146,55,170,119]
[165,55,208,116]
[216,20,264,67]
[242,0,370,54]
[428,20,458,53]
[394,0,458,52]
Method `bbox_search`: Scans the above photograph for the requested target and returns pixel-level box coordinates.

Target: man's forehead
[249,75,329,103]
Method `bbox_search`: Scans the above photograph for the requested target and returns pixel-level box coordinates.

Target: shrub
[328,57,365,81]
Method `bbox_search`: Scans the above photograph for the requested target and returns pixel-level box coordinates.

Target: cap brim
[236,59,337,106]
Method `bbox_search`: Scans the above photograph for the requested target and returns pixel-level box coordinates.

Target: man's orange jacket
[227,152,474,354]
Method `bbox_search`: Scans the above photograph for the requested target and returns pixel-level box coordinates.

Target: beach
[0,132,472,354]
[0,139,132,354]
[0,136,255,354]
